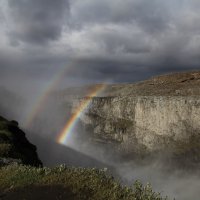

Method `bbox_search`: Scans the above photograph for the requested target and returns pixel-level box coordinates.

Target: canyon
[63,71,200,163]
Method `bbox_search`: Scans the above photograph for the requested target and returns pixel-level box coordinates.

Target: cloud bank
[0,0,200,89]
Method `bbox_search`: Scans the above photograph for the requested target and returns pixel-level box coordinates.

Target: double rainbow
[24,65,70,129]
[23,61,107,145]
[57,84,106,145]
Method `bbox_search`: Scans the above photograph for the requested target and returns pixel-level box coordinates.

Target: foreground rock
[0,116,42,166]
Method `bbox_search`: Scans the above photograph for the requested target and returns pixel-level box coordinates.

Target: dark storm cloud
[70,0,171,33]
[88,27,152,54]
[66,0,200,80]
[0,0,200,87]
[8,0,69,44]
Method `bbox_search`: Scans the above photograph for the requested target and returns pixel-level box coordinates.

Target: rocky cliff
[70,71,200,162]
[0,116,42,166]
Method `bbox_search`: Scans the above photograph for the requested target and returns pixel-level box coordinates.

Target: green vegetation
[0,164,168,200]
[0,116,171,199]
[0,116,42,166]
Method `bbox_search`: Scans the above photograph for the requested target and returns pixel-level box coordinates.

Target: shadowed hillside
[0,116,42,166]
[0,165,168,200]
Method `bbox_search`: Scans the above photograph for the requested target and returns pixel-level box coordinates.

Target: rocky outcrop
[0,116,42,166]
[70,72,200,161]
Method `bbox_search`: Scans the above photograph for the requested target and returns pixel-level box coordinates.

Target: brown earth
[57,71,200,98]
[103,71,200,96]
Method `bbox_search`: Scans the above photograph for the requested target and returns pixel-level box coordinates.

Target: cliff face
[0,116,42,166]
[76,96,200,153]
[70,72,200,159]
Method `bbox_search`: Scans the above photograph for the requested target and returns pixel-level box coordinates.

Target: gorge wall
[74,96,200,154]
[69,71,200,160]
[68,72,200,159]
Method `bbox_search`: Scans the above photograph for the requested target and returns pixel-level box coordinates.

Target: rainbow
[24,65,72,129]
[57,84,106,145]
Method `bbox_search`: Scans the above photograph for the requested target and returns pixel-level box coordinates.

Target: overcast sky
[0,0,200,90]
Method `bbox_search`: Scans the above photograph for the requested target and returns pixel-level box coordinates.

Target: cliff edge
[70,71,200,166]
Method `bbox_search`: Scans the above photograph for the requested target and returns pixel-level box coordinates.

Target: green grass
[0,116,171,199]
[0,164,169,200]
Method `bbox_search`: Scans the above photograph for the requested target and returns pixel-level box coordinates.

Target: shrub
[0,165,170,200]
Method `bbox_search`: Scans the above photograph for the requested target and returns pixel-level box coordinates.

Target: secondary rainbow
[57,84,106,145]
[24,64,72,129]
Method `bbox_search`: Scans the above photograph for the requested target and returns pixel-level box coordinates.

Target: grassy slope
[0,116,170,199]
[0,164,168,200]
